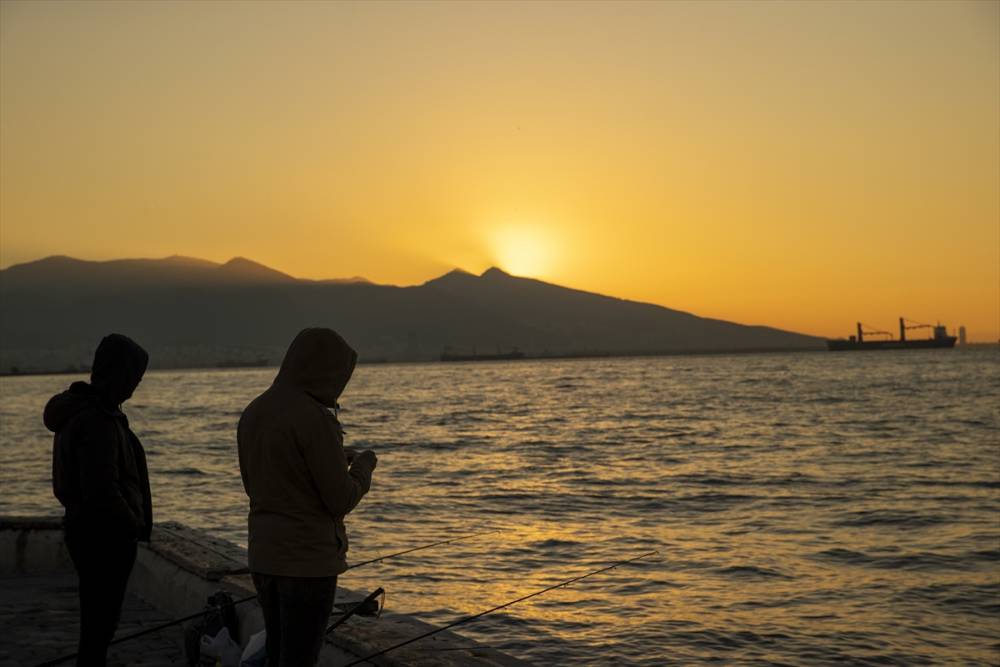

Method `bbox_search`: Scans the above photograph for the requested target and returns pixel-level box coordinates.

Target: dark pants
[65,531,137,667]
[251,572,338,667]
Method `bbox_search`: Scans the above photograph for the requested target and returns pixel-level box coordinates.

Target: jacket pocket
[334,520,349,555]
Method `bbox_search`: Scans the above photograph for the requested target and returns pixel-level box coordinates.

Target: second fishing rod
[33,528,501,667]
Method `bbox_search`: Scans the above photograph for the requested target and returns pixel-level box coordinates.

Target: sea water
[2,350,998,665]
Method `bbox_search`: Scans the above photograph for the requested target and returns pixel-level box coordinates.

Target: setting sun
[488,225,557,278]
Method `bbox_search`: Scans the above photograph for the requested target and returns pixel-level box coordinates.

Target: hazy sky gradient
[2,1,997,340]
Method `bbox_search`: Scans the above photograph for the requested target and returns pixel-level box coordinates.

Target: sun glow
[489,225,556,278]
[0,2,996,340]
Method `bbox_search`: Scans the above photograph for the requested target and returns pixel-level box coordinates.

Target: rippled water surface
[3,350,999,665]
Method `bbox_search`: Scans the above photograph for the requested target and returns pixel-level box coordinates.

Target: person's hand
[343,446,359,465]
[354,449,377,471]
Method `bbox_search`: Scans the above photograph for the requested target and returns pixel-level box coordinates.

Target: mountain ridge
[0,254,825,371]
[1,254,344,286]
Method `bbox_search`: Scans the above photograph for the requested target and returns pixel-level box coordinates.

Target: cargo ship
[827,318,957,351]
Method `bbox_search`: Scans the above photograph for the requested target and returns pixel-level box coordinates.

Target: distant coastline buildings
[959,326,967,346]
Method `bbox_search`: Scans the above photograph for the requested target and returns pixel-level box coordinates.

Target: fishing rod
[342,549,659,667]
[327,587,385,634]
[324,527,519,637]
[34,528,500,667]
[348,528,501,570]
[33,591,253,667]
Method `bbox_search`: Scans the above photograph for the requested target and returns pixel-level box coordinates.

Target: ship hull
[826,337,957,351]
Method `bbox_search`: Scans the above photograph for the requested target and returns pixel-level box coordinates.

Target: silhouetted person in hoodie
[238,328,377,667]
[44,333,152,667]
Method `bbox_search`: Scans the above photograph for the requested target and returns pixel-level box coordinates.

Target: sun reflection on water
[1,350,998,664]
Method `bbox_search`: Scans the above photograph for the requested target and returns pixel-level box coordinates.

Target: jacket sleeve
[299,410,373,519]
[75,414,145,537]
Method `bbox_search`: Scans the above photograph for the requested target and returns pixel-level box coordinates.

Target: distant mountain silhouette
[1,254,299,289]
[0,255,823,372]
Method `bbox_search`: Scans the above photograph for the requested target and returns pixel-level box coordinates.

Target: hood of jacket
[90,333,149,405]
[43,381,101,433]
[274,328,357,407]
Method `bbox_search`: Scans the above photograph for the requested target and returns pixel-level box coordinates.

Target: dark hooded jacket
[238,328,374,577]
[45,334,152,541]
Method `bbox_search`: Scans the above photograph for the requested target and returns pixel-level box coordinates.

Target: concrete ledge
[151,522,250,581]
[0,515,72,575]
[0,516,531,666]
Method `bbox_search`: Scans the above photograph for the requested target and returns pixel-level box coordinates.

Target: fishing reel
[327,587,386,635]
[335,588,385,618]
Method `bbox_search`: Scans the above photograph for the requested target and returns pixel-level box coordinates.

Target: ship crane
[899,317,932,341]
[856,322,892,343]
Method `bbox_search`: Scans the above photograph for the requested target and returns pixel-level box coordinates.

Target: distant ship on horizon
[827,318,957,351]
[440,347,526,362]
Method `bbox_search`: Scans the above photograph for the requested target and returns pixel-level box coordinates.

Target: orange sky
[1,1,997,340]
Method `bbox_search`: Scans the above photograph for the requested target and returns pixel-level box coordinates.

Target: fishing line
[347,528,500,569]
[342,550,659,667]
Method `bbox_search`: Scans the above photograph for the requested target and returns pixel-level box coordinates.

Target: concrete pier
[0,517,528,667]
[0,571,185,666]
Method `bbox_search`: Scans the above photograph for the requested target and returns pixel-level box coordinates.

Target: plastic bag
[199,626,242,667]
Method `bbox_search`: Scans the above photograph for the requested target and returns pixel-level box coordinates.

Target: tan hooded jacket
[238,328,373,576]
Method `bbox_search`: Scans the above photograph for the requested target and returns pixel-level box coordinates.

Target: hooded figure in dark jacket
[44,333,152,667]
[238,328,377,667]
